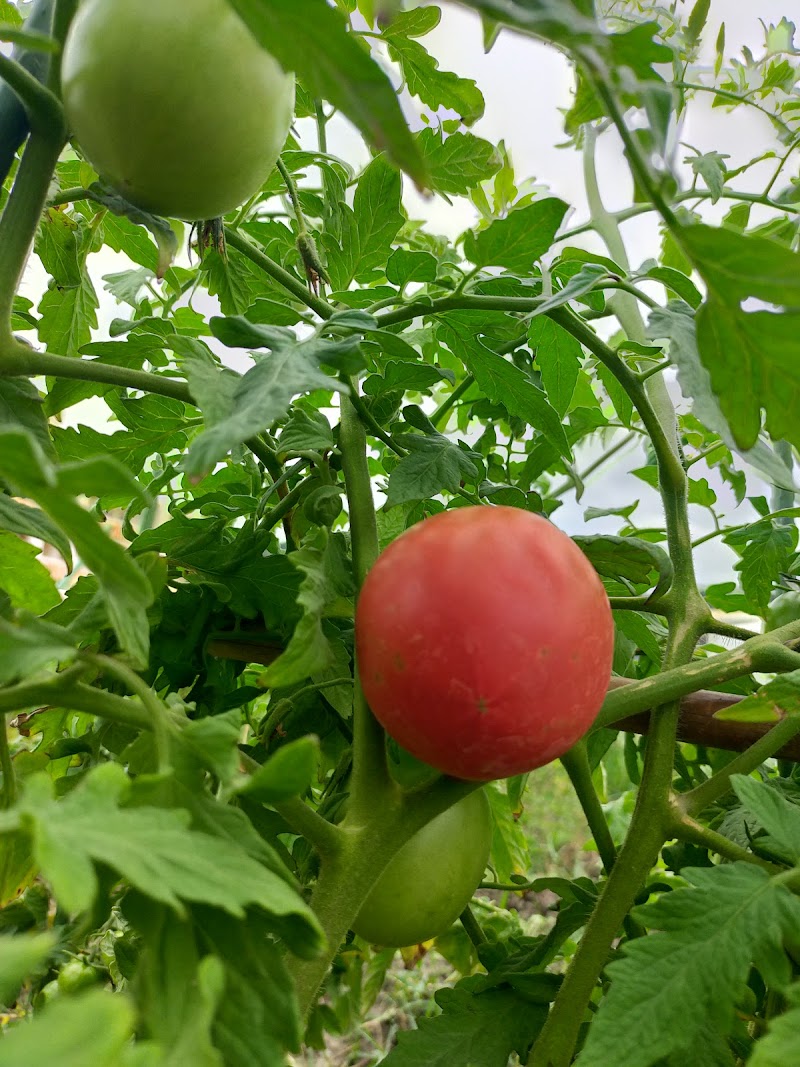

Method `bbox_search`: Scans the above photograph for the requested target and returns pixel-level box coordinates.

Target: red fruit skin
[355,506,614,781]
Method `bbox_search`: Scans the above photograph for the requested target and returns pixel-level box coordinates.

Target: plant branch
[84,654,174,773]
[549,430,638,499]
[346,385,405,457]
[0,337,195,400]
[272,795,345,859]
[0,718,17,809]
[223,227,334,320]
[0,677,152,730]
[679,711,800,817]
[669,810,780,871]
[431,374,475,428]
[0,130,65,338]
[560,742,616,874]
[460,905,488,947]
[0,53,64,135]
[49,0,79,94]
[338,391,390,822]
[677,81,794,137]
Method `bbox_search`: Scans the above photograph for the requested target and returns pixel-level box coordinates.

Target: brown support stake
[206,640,800,763]
[607,677,800,763]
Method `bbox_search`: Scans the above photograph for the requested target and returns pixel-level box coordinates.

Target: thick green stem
[0,53,64,134]
[531,615,705,1067]
[530,123,706,1061]
[530,760,670,1065]
[338,392,389,822]
[49,0,80,94]
[0,719,17,809]
[0,131,64,337]
[291,844,375,1023]
[0,677,152,730]
[269,796,344,861]
[290,776,479,1023]
[596,621,800,729]
[460,905,488,947]
[608,594,670,614]
[0,338,194,399]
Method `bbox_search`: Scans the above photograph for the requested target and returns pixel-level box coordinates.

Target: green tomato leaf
[0,533,60,615]
[725,517,797,612]
[386,434,479,508]
[749,984,800,1067]
[696,300,800,453]
[0,932,56,1006]
[715,672,800,724]
[733,773,800,867]
[681,223,800,307]
[386,248,438,287]
[0,989,135,1067]
[439,321,571,460]
[322,155,405,290]
[649,302,797,490]
[383,14,484,125]
[528,317,581,417]
[14,764,324,948]
[0,377,55,460]
[578,863,800,1067]
[415,128,502,196]
[259,533,353,689]
[229,0,427,186]
[238,736,321,804]
[0,614,79,685]
[185,334,344,477]
[573,534,673,597]
[463,199,569,273]
[382,984,547,1066]
[0,430,153,668]
[364,362,454,396]
[279,408,335,454]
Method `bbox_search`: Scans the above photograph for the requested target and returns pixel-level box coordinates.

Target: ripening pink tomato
[355,506,613,781]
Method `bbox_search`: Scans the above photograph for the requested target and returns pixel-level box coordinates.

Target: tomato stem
[529,114,707,1067]
[596,619,800,730]
[338,390,392,821]
[679,710,800,817]
[560,743,616,875]
[224,226,334,320]
[49,0,80,95]
[0,131,64,342]
[459,905,488,948]
[0,714,17,810]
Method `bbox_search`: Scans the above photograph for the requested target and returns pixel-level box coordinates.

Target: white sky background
[24,0,798,587]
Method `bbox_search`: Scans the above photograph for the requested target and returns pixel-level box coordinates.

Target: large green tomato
[351,790,492,948]
[61,0,295,221]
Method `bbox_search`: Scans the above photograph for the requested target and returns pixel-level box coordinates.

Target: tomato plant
[1,1,800,1066]
[60,0,294,220]
[356,506,614,780]
[351,789,492,946]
